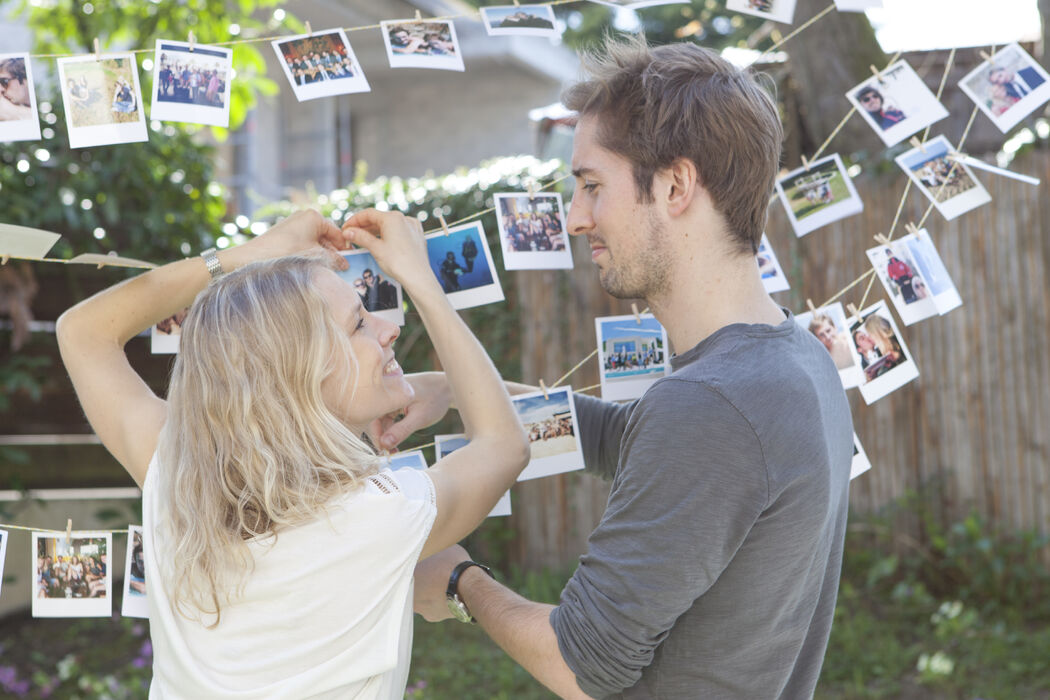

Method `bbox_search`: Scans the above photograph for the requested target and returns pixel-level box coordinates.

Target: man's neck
[647,249,786,355]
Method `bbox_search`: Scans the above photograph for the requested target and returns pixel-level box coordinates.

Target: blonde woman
[57,209,529,698]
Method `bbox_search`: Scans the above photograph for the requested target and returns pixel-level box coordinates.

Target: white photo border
[494,192,573,270]
[150,40,233,126]
[57,54,148,149]
[0,52,42,142]
[595,313,670,402]
[480,5,560,37]
[775,153,864,237]
[271,29,371,102]
[425,221,505,310]
[513,386,585,481]
[32,531,113,618]
[381,20,465,72]
[121,525,148,619]
[958,43,1050,133]
[894,135,991,221]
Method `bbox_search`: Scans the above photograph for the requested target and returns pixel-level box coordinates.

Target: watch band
[445,560,493,624]
[200,247,223,280]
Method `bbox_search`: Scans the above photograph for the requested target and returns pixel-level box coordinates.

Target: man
[361,267,398,311]
[988,63,1045,100]
[856,85,905,130]
[808,313,856,371]
[0,57,33,121]
[390,37,853,699]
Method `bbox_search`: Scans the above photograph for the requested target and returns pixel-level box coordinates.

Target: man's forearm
[459,567,595,700]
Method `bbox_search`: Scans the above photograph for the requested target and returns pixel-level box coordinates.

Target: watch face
[446,595,473,624]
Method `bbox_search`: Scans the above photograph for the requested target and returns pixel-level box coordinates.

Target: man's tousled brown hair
[562,35,783,254]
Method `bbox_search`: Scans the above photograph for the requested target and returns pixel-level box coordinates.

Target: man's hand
[369,372,453,451]
[413,543,470,621]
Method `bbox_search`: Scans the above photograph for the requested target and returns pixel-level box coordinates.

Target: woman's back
[144,458,436,699]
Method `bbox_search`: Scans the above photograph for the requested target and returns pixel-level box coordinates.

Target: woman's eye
[355,318,365,331]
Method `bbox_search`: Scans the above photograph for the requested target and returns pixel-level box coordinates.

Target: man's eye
[582,182,598,192]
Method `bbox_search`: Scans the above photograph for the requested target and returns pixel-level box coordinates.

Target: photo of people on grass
[895,135,991,220]
[775,154,863,236]
[57,54,147,147]
[32,532,112,618]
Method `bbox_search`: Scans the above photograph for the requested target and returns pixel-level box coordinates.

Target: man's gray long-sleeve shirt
[550,313,853,699]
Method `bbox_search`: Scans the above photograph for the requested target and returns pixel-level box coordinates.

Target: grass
[1,507,1048,699]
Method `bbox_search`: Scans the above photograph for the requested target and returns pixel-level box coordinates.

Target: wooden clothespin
[1,254,9,266]
[800,155,811,171]
[65,518,73,547]
[526,179,537,198]
[304,21,313,36]
[93,38,102,61]
[873,232,892,246]
[979,46,997,65]
[909,136,926,154]
[539,378,550,400]
[869,64,884,83]
[414,9,423,22]
[806,298,817,313]
[188,30,195,52]
[437,212,451,236]
[512,0,520,6]
[631,302,642,324]
[904,222,920,236]
[846,303,861,321]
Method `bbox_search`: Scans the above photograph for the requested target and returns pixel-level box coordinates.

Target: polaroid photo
[757,234,790,293]
[494,192,573,270]
[900,228,962,315]
[513,387,585,481]
[480,5,559,37]
[425,221,504,310]
[337,249,405,326]
[272,29,371,102]
[151,40,232,127]
[381,20,465,72]
[0,223,61,258]
[866,243,939,326]
[725,0,798,24]
[846,61,949,147]
[795,302,864,389]
[434,434,511,517]
[895,135,991,221]
[595,314,670,401]
[32,531,113,618]
[775,154,863,237]
[0,53,41,142]
[589,1,690,8]
[849,301,919,405]
[958,43,1050,133]
[0,529,8,599]
[151,307,188,354]
[385,450,428,471]
[57,54,148,149]
[851,432,872,480]
[834,0,881,10]
[121,525,148,619]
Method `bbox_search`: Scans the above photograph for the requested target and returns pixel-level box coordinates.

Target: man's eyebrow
[572,167,597,178]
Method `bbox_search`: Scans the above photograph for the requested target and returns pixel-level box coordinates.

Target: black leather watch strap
[446,560,493,623]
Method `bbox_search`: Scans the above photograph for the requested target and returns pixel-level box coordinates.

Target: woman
[111,78,135,114]
[57,209,529,698]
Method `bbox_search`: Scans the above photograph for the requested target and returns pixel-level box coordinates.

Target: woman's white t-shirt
[142,456,437,699]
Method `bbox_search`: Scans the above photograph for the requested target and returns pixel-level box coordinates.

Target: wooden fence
[507,146,1050,569]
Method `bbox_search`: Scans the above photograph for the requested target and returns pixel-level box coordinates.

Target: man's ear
[663,157,699,217]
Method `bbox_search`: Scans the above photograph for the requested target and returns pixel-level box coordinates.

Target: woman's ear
[663,157,699,218]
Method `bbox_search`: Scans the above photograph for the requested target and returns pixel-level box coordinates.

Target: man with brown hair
[400,35,853,699]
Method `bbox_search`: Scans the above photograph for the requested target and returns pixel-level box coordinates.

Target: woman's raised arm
[56,210,349,486]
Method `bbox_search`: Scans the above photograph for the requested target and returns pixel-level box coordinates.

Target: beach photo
[775,154,863,237]
[57,54,147,148]
[512,387,585,481]
[151,40,232,126]
[595,313,670,401]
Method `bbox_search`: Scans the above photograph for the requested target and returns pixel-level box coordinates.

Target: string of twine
[0,522,132,535]
[751,3,835,66]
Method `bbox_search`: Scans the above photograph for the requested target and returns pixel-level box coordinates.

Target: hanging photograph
[480,5,559,37]
[0,223,61,259]
[32,531,112,618]
[595,313,670,401]
[337,249,404,325]
[425,222,504,310]
[151,307,188,354]
[834,0,882,9]
[895,135,991,221]
[57,54,148,148]
[0,528,8,600]
[0,53,41,142]
[795,302,864,389]
[899,228,962,315]
[757,234,790,293]
[725,0,798,24]
[849,301,920,405]
[381,20,465,72]
[851,432,873,480]
[846,61,949,147]
[272,29,371,101]
[121,525,148,619]
[512,387,585,481]
[434,434,511,517]
[151,39,233,126]
[494,192,573,270]
[958,43,1050,133]
[385,450,428,471]
[866,243,940,326]
[775,154,864,237]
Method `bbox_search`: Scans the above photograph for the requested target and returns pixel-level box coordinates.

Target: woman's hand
[340,209,438,293]
[229,209,351,271]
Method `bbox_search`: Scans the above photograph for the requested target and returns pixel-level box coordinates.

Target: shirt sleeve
[572,393,636,481]
[550,379,770,698]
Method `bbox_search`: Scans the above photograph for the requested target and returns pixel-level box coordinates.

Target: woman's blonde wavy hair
[156,254,381,625]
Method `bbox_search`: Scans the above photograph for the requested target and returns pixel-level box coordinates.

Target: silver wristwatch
[200,247,223,279]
